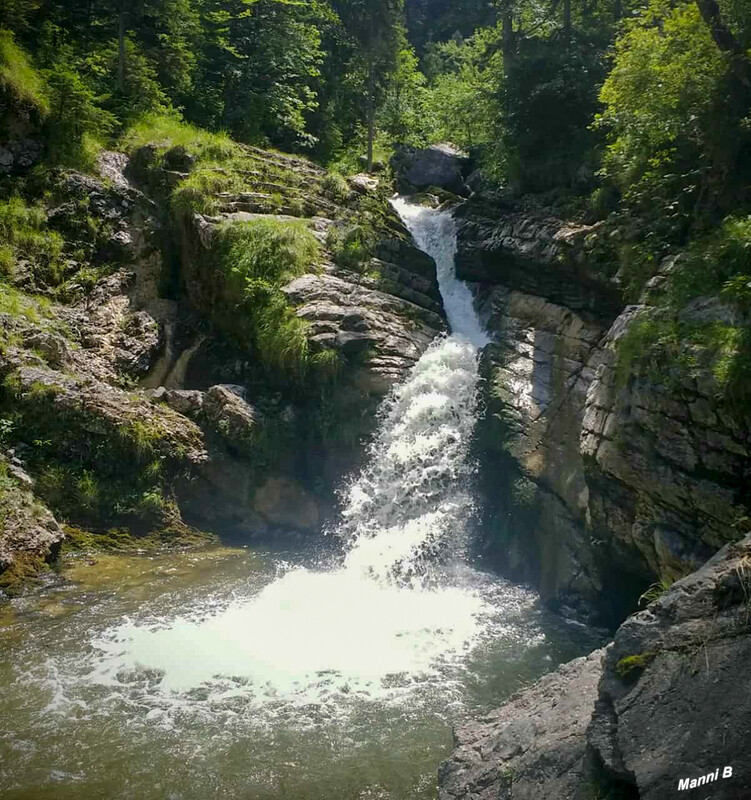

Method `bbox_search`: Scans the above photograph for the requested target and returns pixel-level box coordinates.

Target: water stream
[0,201,601,800]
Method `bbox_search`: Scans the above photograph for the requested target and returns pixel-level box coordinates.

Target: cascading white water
[0,201,599,800]
[54,200,511,708]
[340,200,489,586]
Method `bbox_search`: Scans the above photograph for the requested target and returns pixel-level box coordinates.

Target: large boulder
[438,649,608,800]
[391,143,471,196]
[588,532,751,800]
[439,534,751,800]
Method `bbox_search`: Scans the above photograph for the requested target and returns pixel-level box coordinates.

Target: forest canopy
[1,0,751,275]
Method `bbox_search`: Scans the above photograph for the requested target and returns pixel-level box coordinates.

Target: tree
[331,0,404,170]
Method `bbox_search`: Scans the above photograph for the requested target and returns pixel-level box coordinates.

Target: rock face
[439,534,751,800]
[391,143,471,196]
[1,140,449,590]
[470,201,751,623]
[454,203,621,319]
[588,533,751,800]
[0,462,64,597]
[477,287,611,617]
[439,648,607,800]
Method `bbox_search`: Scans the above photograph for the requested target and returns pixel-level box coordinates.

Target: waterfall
[339,200,489,585]
[85,198,503,705]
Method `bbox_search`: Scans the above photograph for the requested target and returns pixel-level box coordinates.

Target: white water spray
[340,200,489,585]
[86,200,500,705]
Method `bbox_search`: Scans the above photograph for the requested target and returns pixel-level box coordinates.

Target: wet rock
[438,648,608,800]
[252,477,321,532]
[203,384,261,447]
[476,286,608,617]
[391,143,470,196]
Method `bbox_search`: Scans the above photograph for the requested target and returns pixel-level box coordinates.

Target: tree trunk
[367,62,375,173]
[502,2,515,74]
[695,0,751,88]
[118,3,126,92]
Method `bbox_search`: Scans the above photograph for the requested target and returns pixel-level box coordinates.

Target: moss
[61,523,216,556]
[0,551,48,597]
[615,651,656,679]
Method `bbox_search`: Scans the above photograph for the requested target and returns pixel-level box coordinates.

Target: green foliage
[214,218,321,376]
[0,195,65,284]
[0,282,53,325]
[597,0,727,225]
[639,577,674,607]
[0,28,48,114]
[669,217,751,309]
[321,172,350,203]
[326,222,376,271]
[379,43,431,145]
[123,112,240,160]
[615,651,656,678]
[421,28,502,152]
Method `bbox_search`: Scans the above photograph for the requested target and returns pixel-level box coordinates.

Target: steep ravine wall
[439,532,751,800]
[0,146,447,594]
[459,201,751,625]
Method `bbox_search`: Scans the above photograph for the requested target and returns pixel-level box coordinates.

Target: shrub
[326,222,376,271]
[321,172,349,203]
[44,66,116,170]
[0,195,65,284]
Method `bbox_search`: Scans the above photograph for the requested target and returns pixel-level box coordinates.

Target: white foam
[85,199,494,711]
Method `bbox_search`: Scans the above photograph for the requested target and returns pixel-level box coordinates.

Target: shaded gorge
[0,202,603,800]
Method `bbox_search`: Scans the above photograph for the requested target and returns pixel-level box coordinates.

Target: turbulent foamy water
[90,201,493,702]
[0,200,600,800]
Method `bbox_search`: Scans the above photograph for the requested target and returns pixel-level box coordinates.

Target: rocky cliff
[0,133,445,595]
[439,532,751,800]
[463,199,751,624]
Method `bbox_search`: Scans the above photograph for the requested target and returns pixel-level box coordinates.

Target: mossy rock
[62,524,217,556]
[615,651,656,679]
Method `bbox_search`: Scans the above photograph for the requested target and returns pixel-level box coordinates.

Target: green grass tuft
[0,29,49,114]
[213,218,321,377]
[122,112,240,161]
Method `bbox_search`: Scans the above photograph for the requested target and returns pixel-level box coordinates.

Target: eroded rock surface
[438,649,607,800]
[477,287,609,615]
[439,535,751,800]
[587,533,751,800]
[470,200,750,621]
